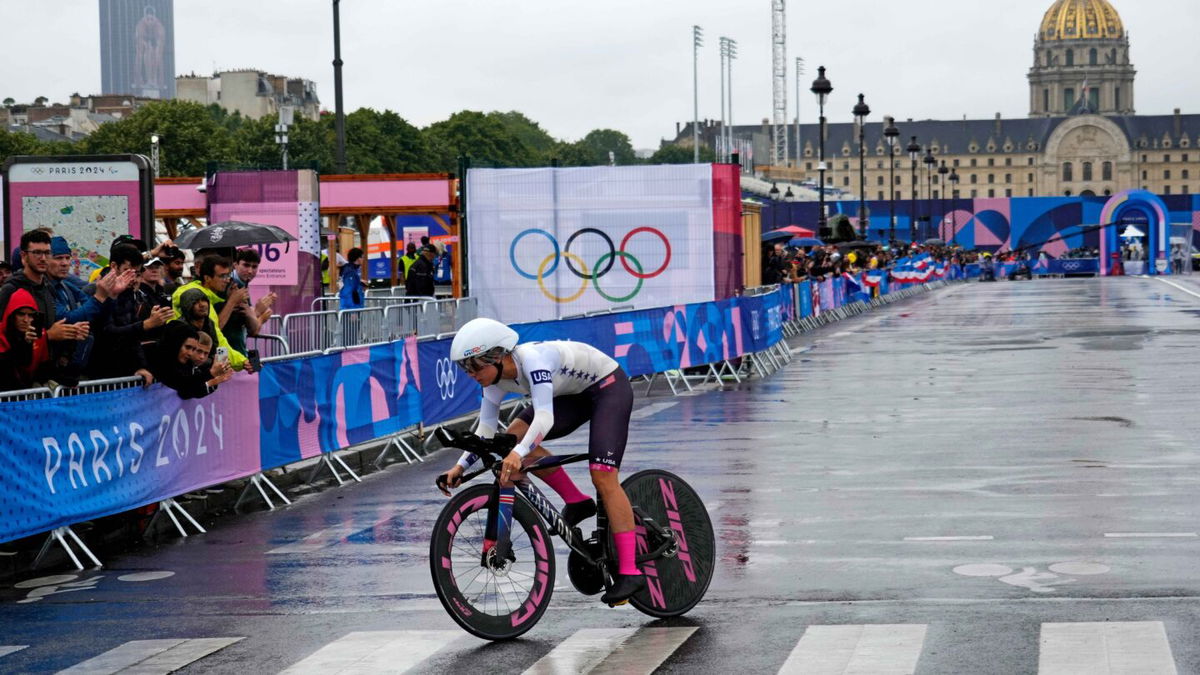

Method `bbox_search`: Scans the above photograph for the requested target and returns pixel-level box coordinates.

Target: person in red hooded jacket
[0,288,51,390]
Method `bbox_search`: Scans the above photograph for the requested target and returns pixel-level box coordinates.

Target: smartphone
[30,313,44,337]
[247,349,262,372]
[215,346,229,364]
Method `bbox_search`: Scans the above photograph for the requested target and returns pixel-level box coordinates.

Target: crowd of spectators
[0,230,276,398]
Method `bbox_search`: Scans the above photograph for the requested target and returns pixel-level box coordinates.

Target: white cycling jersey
[457,340,618,468]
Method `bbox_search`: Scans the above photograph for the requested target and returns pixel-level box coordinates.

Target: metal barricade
[281,310,342,353]
[54,376,145,397]
[337,307,387,346]
[0,386,54,403]
[248,333,291,358]
[311,295,340,312]
[384,303,420,340]
[265,314,283,335]
[418,299,458,337]
[454,297,478,328]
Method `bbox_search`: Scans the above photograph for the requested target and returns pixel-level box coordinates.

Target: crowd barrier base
[307,451,363,486]
[33,526,101,571]
[374,430,424,469]
[235,473,293,512]
[148,498,207,539]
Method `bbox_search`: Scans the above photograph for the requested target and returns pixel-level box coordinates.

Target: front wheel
[620,469,715,618]
[429,484,556,640]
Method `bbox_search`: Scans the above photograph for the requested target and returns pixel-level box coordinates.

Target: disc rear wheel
[620,469,715,618]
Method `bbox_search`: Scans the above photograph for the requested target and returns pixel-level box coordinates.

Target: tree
[229,113,334,171]
[342,108,431,174]
[422,110,537,172]
[2,98,14,107]
[0,128,46,166]
[33,96,48,106]
[489,111,556,164]
[648,142,715,165]
[573,129,637,166]
[84,100,234,176]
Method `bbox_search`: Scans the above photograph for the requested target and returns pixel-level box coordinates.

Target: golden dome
[1040,0,1124,41]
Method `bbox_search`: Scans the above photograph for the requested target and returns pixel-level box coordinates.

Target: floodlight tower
[771,0,788,166]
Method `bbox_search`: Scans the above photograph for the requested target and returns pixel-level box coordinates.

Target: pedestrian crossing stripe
[1039,621,1177,675]
[56,637,242,675]
[10,622,1183,674]
[278,630,462,674]
[778,624,927,674]
[523,627,696,675]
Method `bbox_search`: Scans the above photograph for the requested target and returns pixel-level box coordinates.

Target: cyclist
[438,317,645,605]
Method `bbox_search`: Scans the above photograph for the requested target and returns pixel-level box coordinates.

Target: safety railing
[337,307,388,346]
[248,333,291,359]
[53,376,145,397]
[310,295,341,312]
[0,386,54,402]
[280,310,342,353]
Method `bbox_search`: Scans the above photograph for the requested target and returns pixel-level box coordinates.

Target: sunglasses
[457,355,497,374]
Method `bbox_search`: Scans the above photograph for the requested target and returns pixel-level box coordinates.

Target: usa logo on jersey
[530,369,553,385]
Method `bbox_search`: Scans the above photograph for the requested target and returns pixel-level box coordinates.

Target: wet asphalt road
[3,277,1200,674]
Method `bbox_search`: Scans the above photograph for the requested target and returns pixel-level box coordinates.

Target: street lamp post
[923,147,936,242]
[949,168,960,245]
[907,136,920,243]
[726,39,737,164]
[853,94,870,240]
[332,0,347,173]
[810,66,833,237]
[794,57,804,168]
[693,26,703,163]
[937,160,949,242]
[884,117,900,243]
[718,37,728,162]
[149,134,160,177]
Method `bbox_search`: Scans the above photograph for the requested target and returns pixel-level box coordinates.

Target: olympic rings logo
[1062,261,1082,271]
[435,358,457,400]
[508,227,672,304]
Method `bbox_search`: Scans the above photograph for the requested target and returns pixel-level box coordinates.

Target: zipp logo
[530,369,553,385]
[436,358,458,400]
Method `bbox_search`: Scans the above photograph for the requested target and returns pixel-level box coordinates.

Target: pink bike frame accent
[659,478,697,583]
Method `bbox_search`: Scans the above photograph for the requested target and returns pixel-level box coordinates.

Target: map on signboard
[22,195,130,280]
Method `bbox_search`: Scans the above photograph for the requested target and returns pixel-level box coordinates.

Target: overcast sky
[3,1,1198,150]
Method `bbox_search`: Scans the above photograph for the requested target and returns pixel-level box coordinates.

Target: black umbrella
[174,220,297,250]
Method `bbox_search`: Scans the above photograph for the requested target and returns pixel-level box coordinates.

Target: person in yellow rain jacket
[170,254,251,371]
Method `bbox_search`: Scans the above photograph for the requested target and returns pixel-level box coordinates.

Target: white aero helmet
[450,317,519,366]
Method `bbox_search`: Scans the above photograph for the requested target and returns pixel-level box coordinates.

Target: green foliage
[83,99,234,176]
[648,142,714,165]
[489,111,556,163]
[342,108,430,173]
[0,128,48,166]
[422,110,537,172]
[573,129,636,166]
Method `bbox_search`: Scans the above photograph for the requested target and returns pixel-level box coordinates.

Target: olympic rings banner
[418,337,484,427]
[466,165,718,323]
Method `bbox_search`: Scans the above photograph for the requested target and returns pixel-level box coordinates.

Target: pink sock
[613,531,640,576]
[539,467,590,504]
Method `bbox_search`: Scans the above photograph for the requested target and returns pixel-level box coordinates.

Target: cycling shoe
[561,498,597,527]
[601,573,646,606]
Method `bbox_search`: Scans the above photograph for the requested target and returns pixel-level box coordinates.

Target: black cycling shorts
[516,367,633,472]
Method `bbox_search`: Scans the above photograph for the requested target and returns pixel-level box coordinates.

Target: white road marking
[267,516,397,554]
[57,638,242,674]
[778,624,927,674]
[589,627,697,674]
[279,630,460,674]
[1047,562,1110,576]
[1153,277,1200,301]
[1039,621,1177,674]
[953,564,1014,577]
[1103,532,1198,538]
[524,628,638,674]
[0,646,27,659]
[904,536,994,541]
[630,401,679,421]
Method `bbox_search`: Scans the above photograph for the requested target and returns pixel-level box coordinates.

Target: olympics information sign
[467,165,717,323]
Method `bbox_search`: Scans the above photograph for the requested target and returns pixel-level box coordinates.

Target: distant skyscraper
[99,0,175,98]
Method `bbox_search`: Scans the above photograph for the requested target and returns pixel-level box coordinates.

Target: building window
[1184,186,1191,194]
[953,159,960,167]
[896,176,902,185]
[843,176,850,186]
[878,191,884,200]
[1164,186,1172,194]
[843,162,849,170]
[988,189,995,198]
[1005,174,1012,183]
[970,159,978,167]
[1102,162,1113,180]
[1028,173,1034,182]
[1063,162,1073,181]
[1066,50,1074,66]
[988,158,995,167]
[1089,48,1098,66]
[1006,189,1013,197]
[1006,158,1013,166]
[1142,154,1148,162]
[1028,189,1034,196]
[1115,87,1122,110]
[1088,89,1099,111]
[933,190,940,199]
[1184,169,1191,179]
[933,175,939,185]
[806,162,813,170]
[970,174,978,184]
[1064,88,1075,108]
[971,189,978,197]
[1142,170,1148,179]
[1164,154,1171,163]
[1043,88,1050,112]
[1165,169,1172,179]
[988,174,996,184]
[1082,162,1093,181]
[1183,154,1190,162]
[1028,157,1035,166]
[877,175,884,186]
